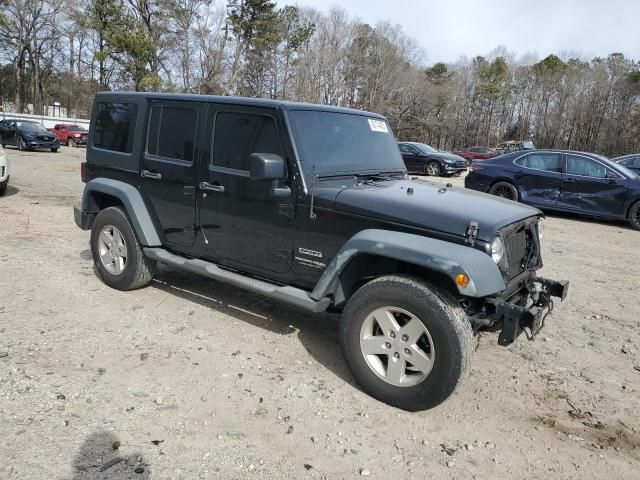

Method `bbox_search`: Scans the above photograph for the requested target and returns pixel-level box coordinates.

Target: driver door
[559,154,628,216]
[399,144,421,172]
[197,104,295,274]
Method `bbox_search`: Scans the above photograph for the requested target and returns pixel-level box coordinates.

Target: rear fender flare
[310,229,506,301]
[80,178,161,246]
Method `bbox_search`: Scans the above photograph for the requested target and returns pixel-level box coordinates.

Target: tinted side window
[518,153,562,172]
[566,155,606,178]
[212,112,282,171]
[147,105,197,161]
[399,144,412,153]
[94,103,138,153]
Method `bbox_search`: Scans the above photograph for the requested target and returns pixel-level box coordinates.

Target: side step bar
[144,248,331,313]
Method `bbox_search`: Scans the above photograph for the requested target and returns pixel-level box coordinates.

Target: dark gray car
[398,142,468,176]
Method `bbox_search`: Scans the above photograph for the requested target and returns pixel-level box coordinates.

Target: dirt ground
[1,147,639,480]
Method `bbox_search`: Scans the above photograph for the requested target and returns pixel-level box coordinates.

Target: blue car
[465,150,640,230]
[614,154,640,175]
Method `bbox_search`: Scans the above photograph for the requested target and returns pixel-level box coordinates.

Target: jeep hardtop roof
[95,92,387,120]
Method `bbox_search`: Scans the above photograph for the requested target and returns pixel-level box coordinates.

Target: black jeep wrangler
[74,93,568,411]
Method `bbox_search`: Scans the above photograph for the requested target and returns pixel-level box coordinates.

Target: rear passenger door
[513,152,563,207]
[140,100,204,248]
[198,104,295,274]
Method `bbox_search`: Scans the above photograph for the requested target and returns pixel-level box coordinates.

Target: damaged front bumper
[473,277,569,346]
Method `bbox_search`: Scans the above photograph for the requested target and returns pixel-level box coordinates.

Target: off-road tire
[90,206,156,291]
[425,161,441,177]
[489,181,519,202]
[340,275,473,411]
[629,201,640,231]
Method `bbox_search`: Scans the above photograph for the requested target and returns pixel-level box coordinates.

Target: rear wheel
[489,181,519,201]
[425,161,441,177]
[340,275,473,411]
[90,206,156,291]
[629,202,640,231]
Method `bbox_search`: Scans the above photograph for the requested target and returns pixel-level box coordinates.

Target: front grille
[37,135,54,141]
[505,230,527,280]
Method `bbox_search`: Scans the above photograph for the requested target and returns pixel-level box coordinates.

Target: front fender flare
[80,178,162,246]
[310,229,506,300]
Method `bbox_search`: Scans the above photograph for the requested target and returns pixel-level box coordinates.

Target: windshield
[289,110,405,180]
[413,143,438,154]
[612,161,639,178]
[68,125,84,131]
[16,121,48,132]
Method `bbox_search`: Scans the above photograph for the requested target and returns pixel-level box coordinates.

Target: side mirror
[605,172,617,181]
[250,153,286,181]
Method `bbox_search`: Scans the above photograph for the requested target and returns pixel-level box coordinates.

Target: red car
[48,124,89,147]
[454,146,496,161]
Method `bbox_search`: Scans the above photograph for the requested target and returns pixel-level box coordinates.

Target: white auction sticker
[368,119,389,133]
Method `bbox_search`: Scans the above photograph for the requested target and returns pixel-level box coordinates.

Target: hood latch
[465,222,479,246]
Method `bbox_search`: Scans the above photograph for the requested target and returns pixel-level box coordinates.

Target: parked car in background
[398,142,468,176]
[614,154,640,174]
[454,146,496,161]
[465,149,640,230]
[495,140,535,155]
[0,144,9,195]
[49,123,89,147]
[0,119,59,152]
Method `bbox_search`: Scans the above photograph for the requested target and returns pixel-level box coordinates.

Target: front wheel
[489,181,519,201]
[90,206,156,291]
[51,147,59,153]
[424,161,441,176]
[17,138,25,151]
[69,139,76,148]
[629,202,640,231]
[340,275,473,411]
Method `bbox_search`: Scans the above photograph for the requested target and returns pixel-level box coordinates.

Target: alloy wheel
[426,163,440,176]
[359,307,435,387]
[493,184,516,200]
[98,224,128,275]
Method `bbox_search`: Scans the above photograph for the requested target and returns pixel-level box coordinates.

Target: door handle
[564,178,576,183]
[199,182,225,193]
[141,170,162,180]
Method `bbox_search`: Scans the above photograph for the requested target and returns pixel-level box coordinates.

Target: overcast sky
[290,0,640,64]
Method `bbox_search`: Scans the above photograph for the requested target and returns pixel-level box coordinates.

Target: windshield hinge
[309,167,318,221]
[465,222,479,246]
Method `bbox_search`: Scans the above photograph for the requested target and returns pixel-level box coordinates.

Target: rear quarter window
[94,103,138,154]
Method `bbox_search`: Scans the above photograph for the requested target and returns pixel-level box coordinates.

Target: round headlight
[537,218,544,241]
[491,237,504,264]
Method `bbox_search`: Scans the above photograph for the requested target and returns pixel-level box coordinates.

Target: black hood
[331,179,540,241]
[422,151,467,163]
[19,128,56,140]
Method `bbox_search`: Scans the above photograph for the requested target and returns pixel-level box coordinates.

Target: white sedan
[0,144,9,195]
